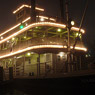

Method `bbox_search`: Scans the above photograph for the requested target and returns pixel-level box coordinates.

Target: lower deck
[0,51,94,81]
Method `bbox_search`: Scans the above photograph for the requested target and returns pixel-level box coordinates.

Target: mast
[59,0,65,23]
[73,0,88,50]
[31,0,36,23]
[65,0,71,64]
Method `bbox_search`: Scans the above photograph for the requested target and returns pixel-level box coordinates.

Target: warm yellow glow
[0,36,3,40]
[75,33,81,37]
[12,38,15,41]
[71,21,75,26]
[37,16,56,22]
[59,52,64,57]
[0,16,55,37]
[0,17,31,37]
[40,18,45,21]
[50,18,56,22]
[76,33,79,36]
[71,27,85,34]
[0,22,66,44]
[63,46,67,48]
[0,45,87,59]
[0,24,20,37]
[22,17,31,23]
[35,7,44,12]
[0,19,84,38]
[70,46,87,51]
[86,55,88,58]
[23,36,27,39]
[13,5,44,14]
[57,28,62,32]
[0,45,63,59]
[61,45,87,51]
[27,52,31,56]
[0,22,85,45]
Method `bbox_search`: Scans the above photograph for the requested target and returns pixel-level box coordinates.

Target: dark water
[0,86,95,95]
[1,84,95,95]
[1,89,29,95]
[1,76,95,95]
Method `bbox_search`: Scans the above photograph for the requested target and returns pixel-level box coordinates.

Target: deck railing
[0,63,95,81]
[0,37,84,57]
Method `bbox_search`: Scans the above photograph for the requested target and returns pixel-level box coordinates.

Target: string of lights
[13,4,44,14]
[0,45,87,59]
[0,21,85,41]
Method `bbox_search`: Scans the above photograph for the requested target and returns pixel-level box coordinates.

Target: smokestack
[31,0,36,23]
[59,0,65,23]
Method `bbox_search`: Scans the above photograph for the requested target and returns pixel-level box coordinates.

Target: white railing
[0,37,84,56]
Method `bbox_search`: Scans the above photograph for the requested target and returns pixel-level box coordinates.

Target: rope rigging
[73,0,89,50]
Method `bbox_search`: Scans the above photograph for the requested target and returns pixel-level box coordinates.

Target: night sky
[0,0,95,55]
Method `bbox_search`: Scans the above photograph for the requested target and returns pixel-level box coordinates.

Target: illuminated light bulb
[76,33,79,37]
[27,52,31,56]
[59,52,64,57]
[76,33,81,38]
[86,55,88,58]
[12,38,15,41]
[1,36,3,39]
[13,5,44,14]
[57,28,62,32]
[71,21,75,26]
[40,18,44,21]
[79,33,81,36]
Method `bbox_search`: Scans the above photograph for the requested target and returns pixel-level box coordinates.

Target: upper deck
[0,4,87,60]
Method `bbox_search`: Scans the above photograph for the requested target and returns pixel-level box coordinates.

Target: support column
[0,67,3,81]
[80,56,82,70]
[14,57,17,76]
[31,0,36,23]
[52,54,57,74]
[9,67,13,80]
[23,54,25,76]
[4,61,6,69]
[37,54,40,76]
